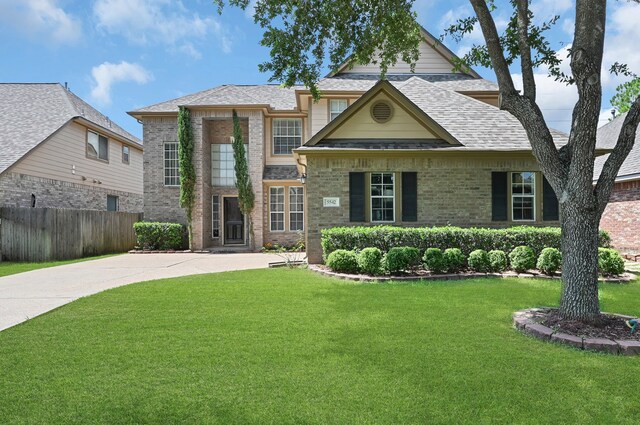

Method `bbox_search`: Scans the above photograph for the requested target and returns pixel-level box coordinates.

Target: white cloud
[90,61,152,105]
[93,0,232,55]
[530,0,573,22]
[178,43,202,60]
[0,0,82,45]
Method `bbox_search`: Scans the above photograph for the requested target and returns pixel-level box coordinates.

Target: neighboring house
[0,83,143,212]
[130,27,570,262]
[595,114,640,252]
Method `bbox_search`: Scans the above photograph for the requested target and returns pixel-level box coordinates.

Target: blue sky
[1,0,638,139]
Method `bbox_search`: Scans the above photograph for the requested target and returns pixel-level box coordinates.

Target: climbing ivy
[232,110,255,247]
[178,106,196,249]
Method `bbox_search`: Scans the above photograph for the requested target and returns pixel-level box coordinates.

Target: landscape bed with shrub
[133,222,187,251]
[321,226,624,279]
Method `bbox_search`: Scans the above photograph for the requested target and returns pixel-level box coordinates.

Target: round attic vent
[370,101,393,123]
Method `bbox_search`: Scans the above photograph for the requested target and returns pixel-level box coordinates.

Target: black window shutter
[542,176,559,221]
[491,172,508,221]
[349,172,365,222]
[402,172,418,222]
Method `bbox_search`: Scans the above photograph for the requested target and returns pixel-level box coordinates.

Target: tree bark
[559,200,601,322]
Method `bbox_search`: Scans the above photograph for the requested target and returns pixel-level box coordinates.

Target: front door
[224,197,244,245]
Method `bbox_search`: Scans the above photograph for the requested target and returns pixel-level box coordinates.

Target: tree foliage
[232,110,255,247]
[611,77,640,117]
[178,106,195,248]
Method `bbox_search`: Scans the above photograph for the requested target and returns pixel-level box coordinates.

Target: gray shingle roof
[131,84,302,114]
[0,83,140,175]
[263,165,300,180]
[594,113,640,180]
[298,77,567,152]
[316,73,499,92]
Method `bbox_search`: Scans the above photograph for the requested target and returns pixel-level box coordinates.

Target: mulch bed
[532,308,640,341]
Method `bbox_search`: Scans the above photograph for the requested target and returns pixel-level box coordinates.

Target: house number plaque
[323,197,340,207]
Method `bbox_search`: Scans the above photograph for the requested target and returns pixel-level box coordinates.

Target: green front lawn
[1,269,639,424]
[0,254,121,278]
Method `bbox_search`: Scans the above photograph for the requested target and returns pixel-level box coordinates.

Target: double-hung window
[87,130,109,161]
[270,187,285,231]
[371,173,395,222]
[512,172,535,221]
[164,142,180,186]
[329,99,348,121]
[273,119,302,155]
[289,187,304,231]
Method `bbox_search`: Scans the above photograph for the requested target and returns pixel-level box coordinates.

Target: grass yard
[1,269,639,424]
[0,254,121,278]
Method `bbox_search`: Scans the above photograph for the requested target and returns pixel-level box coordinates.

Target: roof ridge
[56,83,80,117]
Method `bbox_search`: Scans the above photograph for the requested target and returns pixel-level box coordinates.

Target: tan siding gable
[310,99,328,137]
[328,93,437,139]
[11,121,143,194]
[340,40,459,75]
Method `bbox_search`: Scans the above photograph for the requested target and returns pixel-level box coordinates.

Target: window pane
[87,131,99,158]
[98,135,109,160]
[164,142,180,186]
[289,187,304,231]
[371,172,394,223]
[511,172,536,221]
[212,195,220,238]
[330,99,348,121]
[270,187,285,231]
[273,119,302,154]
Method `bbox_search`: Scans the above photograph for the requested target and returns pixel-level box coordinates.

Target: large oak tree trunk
[559,199,601,322]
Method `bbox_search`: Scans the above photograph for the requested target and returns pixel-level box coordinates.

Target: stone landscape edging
[513,308,640,355]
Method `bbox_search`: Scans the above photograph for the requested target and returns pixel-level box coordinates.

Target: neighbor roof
[594,113,640,181]
[297,78,568,152]
[0,83,140,175]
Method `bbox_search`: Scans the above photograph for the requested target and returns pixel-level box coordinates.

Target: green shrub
[321,225,611,259]
[384,247,421,274]
[133,222,185,250]
[326,249,359,274]
[358,247,384,276]
[537,247,562,275]
[468,249,490,273]
[488,250,508,273]
[444,248,467,273]
[423,248,447,274]
[598,248,625,276]
[509,246,536,273]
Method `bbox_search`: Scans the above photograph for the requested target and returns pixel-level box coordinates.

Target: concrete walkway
[0,253,283,332]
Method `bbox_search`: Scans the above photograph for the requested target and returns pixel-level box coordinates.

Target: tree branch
[595,95,640,216]
[469,0,565,191]
[515,0,536,101]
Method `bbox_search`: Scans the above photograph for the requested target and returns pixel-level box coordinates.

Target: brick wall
[143,111,265,250]
[304,155,557,263]
[0,172,142,212]
[600,179,640,252]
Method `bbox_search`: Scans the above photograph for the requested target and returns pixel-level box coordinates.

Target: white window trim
[272,118,302,156]
[163,141,180,187]
[288,186,304,231]
[511,171,536,222]
[269,186,285,232]
[329,99,348,121]
[370,172,395,223]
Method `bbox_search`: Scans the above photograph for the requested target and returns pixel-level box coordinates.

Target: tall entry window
[512,172,536,221]
[212,144,246,187]
[371,173,395,222]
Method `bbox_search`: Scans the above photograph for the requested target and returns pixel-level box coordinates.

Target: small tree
[178,106,195,249]
[232,110,255,249]
[611,77,640,118]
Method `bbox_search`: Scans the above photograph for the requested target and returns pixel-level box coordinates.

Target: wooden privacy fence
[0,207,142,262]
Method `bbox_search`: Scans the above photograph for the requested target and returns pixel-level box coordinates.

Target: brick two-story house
[131,28,576,262]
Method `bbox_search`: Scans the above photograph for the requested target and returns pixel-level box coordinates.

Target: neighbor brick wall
[600,179,640,252]
[304,155,558,263]
[0,172,142,212]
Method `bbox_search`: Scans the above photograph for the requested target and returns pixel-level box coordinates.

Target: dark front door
[224,197,244,245]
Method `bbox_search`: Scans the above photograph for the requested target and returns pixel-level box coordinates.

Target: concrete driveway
[0,253,284,332]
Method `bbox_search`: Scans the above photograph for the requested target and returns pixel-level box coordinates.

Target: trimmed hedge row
[133,222,186,250]
[321,225,611,258]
